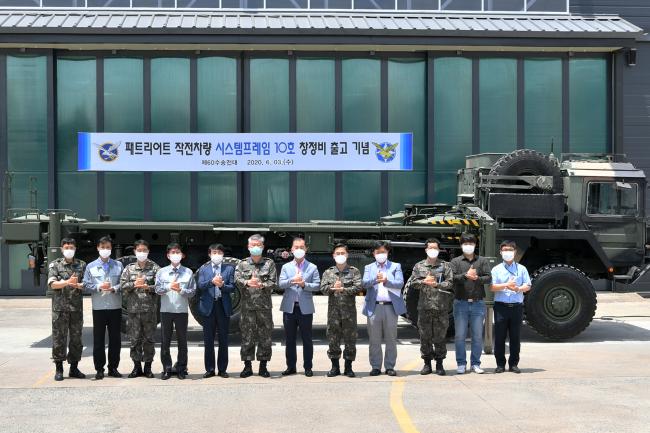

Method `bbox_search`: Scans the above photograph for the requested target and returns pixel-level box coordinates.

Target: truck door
[583,180,645,267]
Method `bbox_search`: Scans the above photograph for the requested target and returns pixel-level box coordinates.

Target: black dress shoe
[369,369,381,376]
[281,368,297,376]
[161,371,172,380]
[217,371,229,378]
[509,366,521,374]
[178,371,187,380]
[386,369,397,377]
[304,369,313,377]
[107,368,122,378]
[494,366,505,374]
[203,371,216,379]
[95,370,105,380]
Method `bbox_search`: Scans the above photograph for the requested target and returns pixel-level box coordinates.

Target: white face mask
[501,251,515,262]
[426,248,439,259]
[375,253,388,264]
[293,249,306,260]
[169,254,182,265]
[62,249,75,260]
[461,244,475,255]
[334,255,347,265]
[210,254,224,265]
[98,249,111,259]
[135,251,149,262]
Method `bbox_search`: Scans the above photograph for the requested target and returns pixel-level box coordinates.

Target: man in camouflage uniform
[47,237,87,381]
[320,242,362,378]
[409,238,454,376]
[235,234,278,378]
[120,239,160,379]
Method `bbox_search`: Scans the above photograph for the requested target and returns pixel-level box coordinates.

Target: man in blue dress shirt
[490,240,531,374]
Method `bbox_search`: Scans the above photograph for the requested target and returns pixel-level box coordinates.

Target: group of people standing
[47,232,530,381]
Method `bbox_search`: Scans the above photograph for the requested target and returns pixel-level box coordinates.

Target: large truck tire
[489,149,562,193]
[525,264,597,340]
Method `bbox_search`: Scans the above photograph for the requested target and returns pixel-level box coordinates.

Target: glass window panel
[7,55,48,174]
[131,0,175,6]
[8,244,31,291]
[388,58,426,210]
[587,182,638,216]
[310,0,352,7]
[569,58,608,153]
[486,0,523,11]
[197,57,239,222]
[354,0,395,8]
[433,57,472,175]
[151,58,191,221]
[221,0,264,7]
[4,173,48,211]
[388,58,425,170]
[197,57,238,133]
[57,172,97,219]
[433,170,457,204]
[266,0,308,7]
[56,57,96,172]
[527,0,567,12]
[342,58,381,220]
[441,0,480,10]
[296,58,336,221]
[104,173,145,221]
[104,58,145,221]
[388,172,426,212]
[249,58,290,222]
[396,0,437,10]
[197,173,238,221]
[56,57,97,219]
[42,0,83,5]
[524,58,562,153]
[87,0,130,6]
[479,58,517,153]
[177,0,220,6]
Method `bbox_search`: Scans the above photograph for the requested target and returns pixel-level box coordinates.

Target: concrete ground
[0,293,649,433]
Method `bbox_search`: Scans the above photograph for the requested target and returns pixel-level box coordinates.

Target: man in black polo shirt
[450,233,492,375]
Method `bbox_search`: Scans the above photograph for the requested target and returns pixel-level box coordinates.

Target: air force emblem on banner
[97,142,119,162]
[373,142,398,163]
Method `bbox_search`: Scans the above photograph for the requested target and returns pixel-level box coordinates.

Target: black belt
[495,302,523,307]
[376,301,392,305]
[456,298,483,302]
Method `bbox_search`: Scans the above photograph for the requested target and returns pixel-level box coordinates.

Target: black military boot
[420,359,432,375]
[143,362,154,379]
[344,360,355,378]
[240,361,253,378]
[258,361,270,378]
[128,362,143,378]
[435,359,446,376]
[54,362,64,382]
[68,362,86,379]
[327,359,340,377]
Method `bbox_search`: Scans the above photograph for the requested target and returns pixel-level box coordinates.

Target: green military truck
[2,149,649,349]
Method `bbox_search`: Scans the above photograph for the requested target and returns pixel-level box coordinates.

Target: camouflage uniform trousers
[326,305,357,361]
[418,309,449,361]
[240,307,274,361]
[52,310,83,364]
[128,311,157,363]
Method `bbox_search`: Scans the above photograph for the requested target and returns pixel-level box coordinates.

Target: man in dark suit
[196,243,235,378]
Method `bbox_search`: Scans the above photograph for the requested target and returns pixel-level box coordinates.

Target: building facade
[0,0,647,292]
